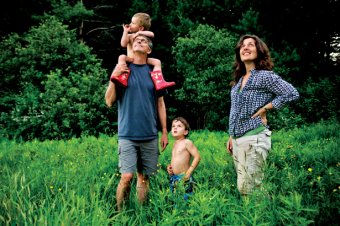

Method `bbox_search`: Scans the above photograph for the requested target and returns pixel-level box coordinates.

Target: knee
[137,174,149,185]
[120,173,134,185]
[118,54,127,62]
[153,58,161,65]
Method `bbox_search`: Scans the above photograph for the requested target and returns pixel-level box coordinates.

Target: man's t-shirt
[117,63,166,140]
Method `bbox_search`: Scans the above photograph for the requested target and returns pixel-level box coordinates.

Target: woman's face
[239,38,258,63]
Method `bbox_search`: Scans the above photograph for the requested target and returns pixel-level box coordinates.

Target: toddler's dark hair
[172,117,190,137]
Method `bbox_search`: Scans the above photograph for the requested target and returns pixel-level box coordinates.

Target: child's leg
[110,54,132,87]
[147,58,162,71]
[118,54,134,65]
[148,58,175,91]
[118,54,127,65]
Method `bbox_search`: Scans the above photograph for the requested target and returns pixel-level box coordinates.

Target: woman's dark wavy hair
[231,34,274,85]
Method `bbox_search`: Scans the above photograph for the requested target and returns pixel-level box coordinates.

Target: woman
[227,34,299,195]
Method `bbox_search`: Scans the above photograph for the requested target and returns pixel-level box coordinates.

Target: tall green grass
[0,120,339,225]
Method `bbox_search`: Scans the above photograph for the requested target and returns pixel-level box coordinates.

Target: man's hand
[160,132,169,151]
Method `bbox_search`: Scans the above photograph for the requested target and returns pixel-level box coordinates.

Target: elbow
[106,102,112,108]
[196,155,201,164]
[106,97,117,107]
[292,91,300,102]
[295,91,300,100]
[120,41,127,47]
[293,87,300,99]
[105,99,112,108]
[105,95,115,107]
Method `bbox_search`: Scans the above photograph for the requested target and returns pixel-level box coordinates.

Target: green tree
[0,16,114,140]
[172,24,237,130]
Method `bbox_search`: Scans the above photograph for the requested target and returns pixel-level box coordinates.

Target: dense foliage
[173,25,237,130]
[0,121,339,225]
[0,17,115,140]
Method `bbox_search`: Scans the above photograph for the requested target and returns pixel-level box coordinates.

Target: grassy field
[0,120,339,225]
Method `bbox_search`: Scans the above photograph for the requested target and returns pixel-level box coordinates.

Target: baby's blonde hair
[133,13,151,30]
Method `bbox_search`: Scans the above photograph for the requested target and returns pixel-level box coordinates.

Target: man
[105,35,169,211]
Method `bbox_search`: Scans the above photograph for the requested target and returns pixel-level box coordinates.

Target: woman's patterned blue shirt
[229,69,299,137]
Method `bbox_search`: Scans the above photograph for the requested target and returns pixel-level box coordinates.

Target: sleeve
[266,72,300,109]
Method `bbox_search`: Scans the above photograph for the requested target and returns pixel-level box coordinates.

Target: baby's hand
[131,32,138,40]
[122,24,130,32]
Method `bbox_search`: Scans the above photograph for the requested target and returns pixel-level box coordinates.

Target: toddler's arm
[133,30,154,39]
[184,140,201,180]
[130,31,154,44]
[120,24,130,47]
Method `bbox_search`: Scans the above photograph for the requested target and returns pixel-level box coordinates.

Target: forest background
[0,1,339,225]
[0,0,339,140]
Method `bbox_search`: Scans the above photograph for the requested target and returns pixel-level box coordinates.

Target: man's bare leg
[136,173,149,205]
[116,173,133,211]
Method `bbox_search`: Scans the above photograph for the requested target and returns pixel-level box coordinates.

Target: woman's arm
[267,73,300,109]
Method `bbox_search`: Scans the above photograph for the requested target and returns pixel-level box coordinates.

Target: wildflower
[50,186,54,189]
[317,176,321,181]
[308,168,313,172]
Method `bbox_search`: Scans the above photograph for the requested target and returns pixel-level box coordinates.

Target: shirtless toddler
[167,117,201,200]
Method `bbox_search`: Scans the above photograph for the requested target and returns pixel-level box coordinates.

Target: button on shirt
[229,69,299,137]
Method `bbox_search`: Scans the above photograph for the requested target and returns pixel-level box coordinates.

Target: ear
[139,26,145,31]
[147,47,152,54]
[184,130,189,136]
